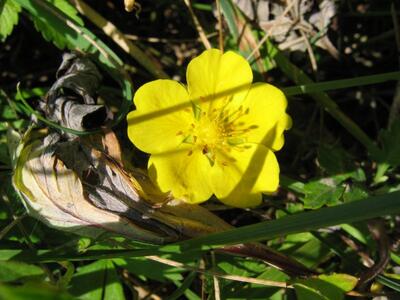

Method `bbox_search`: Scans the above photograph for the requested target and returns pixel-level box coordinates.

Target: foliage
[0,0,21,41]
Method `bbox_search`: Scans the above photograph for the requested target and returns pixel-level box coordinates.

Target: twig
[183,0,212,49]
[299,29,317,71]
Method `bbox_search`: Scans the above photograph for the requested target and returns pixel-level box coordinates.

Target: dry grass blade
[183,0,212,49]
[146,255,289,288]
[216,0,224,52]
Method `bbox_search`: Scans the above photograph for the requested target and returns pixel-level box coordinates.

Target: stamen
[182,135,195,144]
[227,137,246,145]
[202,145,209,154]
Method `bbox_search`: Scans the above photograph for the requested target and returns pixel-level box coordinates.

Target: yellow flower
[127,49,291,208]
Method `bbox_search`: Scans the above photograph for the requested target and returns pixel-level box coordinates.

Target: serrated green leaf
[32,0,83,49]
[0,105,17,120]
[371,119,400,182]
[373,119,400,167]
[303,179,345,209]
[317,145,352,175]
[0,260,44,282]
[342,184,369,202]
[0,0,21,41]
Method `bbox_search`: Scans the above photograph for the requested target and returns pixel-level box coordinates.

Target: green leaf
[221,268,288,300]
[113,257,184,282]
[294,273,357,300]
[293,283,329,300]
[32,0,83,49]
[318,273,358,292]
[0,282,75,300]
[0,141,9,165]
[68,260,125,300]
[217,255,266,279]
[0,260,44,282]
[286,237,331,269]
[280,175,305,194]
[166,271,197,300]
[302,170,367,209]
[303,178,345,209]
[342,184,369,202]
[0,0,21,41]
[371,119,400,182]
[317,145,352,175]
[340,224,368,245]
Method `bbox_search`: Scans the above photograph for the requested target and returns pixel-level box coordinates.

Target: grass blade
[3,191,400,262]
[282,71,400,96]
[175,191,400,251]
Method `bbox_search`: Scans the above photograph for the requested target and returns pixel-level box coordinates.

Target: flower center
[195,115,222,148]
[178,103,258,165]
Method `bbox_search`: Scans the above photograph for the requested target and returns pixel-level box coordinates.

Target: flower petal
[127,80,192,154]
[148,148,213,204]
[186,49,252,111]
[234,83,292,151]
[210,144,279,208]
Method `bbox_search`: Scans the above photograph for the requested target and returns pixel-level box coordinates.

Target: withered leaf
[41,52,109,132]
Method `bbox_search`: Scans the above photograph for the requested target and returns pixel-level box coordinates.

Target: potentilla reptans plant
[127,49,291,207]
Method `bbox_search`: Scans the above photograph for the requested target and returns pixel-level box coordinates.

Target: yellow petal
[148,148,213,204]
[233,83,291,151]
[186,49,252,111]
[127,80,193,154]
[210,144,279,208]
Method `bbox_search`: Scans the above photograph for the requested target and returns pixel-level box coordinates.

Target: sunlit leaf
[32,0,83,49]
[0,0,21,41]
